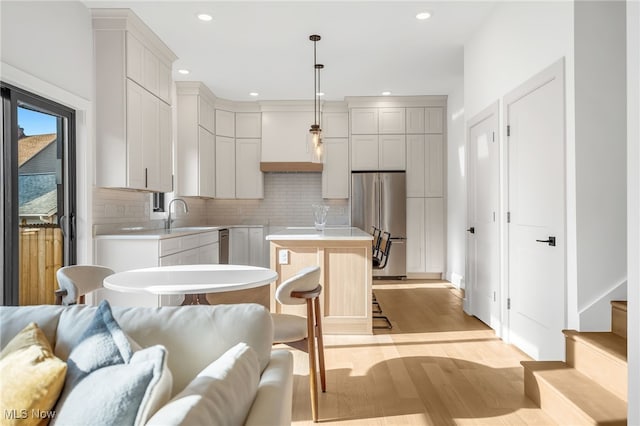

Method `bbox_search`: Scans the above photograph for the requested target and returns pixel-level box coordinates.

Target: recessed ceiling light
[177,69,190,75]
[197,13,213,22]
[249,92,259,97]
[382,91,391,96]
[416,11,432,20]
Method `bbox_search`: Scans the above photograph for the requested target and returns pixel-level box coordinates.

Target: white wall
[0,1,94,264]
[463,0,576,326]
[446,78,466,289]
[574,1,628,330]
[627,0,639,422]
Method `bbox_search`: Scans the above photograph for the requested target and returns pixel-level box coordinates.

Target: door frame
[1,82,77,305]
[465,100,502,335]
[502,58,567,355]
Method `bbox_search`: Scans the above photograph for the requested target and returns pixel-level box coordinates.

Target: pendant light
[309,34,324,162]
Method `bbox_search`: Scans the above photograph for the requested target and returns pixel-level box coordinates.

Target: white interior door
[467,102,500,331]
[505,60,566,360]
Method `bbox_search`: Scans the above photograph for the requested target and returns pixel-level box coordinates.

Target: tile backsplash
[206,173,349,227]
[93,173,349,234]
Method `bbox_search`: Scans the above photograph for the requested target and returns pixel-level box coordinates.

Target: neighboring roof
[18,133,56,167]
[19,189,57,217]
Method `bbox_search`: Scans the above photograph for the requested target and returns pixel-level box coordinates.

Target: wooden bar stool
[271,266,326,422]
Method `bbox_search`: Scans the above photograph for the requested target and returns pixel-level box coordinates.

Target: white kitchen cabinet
[322,112,349,137]
[199,96,215,134]
[230,227,249,265]
[406,198,444,274]
[93,10,176,192]
[425,107,444,134]
[175,82,216,198]
[350,108,378,134]
[379,134,406,170]
[216,109,235,137]
[95,230,219,307]
[406,134,443,197]
[215,136,236,198]
[230,227,266,267]
[125,32,172,105]
[351,135,379,170]
[322,138,349,199]
[235,139,263,199]
[235,113,261,138]
[406,107,425,134]
[379,108,406,134]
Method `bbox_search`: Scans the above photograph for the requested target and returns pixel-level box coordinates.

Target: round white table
[103,264,278,305]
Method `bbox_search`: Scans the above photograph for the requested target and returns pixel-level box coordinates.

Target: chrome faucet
[166,198,189,230]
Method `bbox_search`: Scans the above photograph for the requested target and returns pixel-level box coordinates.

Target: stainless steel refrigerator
[351,171,406,278]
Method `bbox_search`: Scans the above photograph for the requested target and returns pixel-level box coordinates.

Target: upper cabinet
[350,108,378,134]
[378,108,406,134]
[215,109,235,137]
[235,112,263,199]
[175,82,216,198]
[321,110,349,198]
[93,9,177,192]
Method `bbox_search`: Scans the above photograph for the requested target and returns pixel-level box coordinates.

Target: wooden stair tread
[563,330,627,363]
[522,361,627,423]
[611,300,627,311]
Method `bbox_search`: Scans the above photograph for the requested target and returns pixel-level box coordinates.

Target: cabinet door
[350,108,378,134]
[126,80,145,189]
[199,127,216,197]
[322,112,348,137]
[216,109,235,137]
[322,138,349,199]
[379,134,406,170]
[235,113,261,138]
[425,107,444,134]
[158,100,173,192]
[248,227,264,267]
[126,33,144,87]
[406,198,426,273]
[158,61,172,105]
[230,227,249,265]
[143,48,160,98]
[142,89,161,191]
[406,135,426,197]
[235,139,263,199]
[425,134,444,197]
[425,197,445,272]
[199,97,215,133]
[406,107,425,134]
[198,243,219,264]
[351,134,379,170]
[379,108,406,134]
[215,136,236,198]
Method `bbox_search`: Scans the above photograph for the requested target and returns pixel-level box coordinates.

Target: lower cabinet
[406,197,444,275]
[95,230,219,307]
[230,226,266,267]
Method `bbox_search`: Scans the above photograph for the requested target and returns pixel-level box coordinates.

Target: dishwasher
[218,228,229,264]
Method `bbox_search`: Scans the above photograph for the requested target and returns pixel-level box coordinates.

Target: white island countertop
[266,227,373,241]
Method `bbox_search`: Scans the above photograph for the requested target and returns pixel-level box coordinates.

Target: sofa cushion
[0,305,64,352]
[52,301,172,426]
[0,322,67,426]
[147,342,260,426]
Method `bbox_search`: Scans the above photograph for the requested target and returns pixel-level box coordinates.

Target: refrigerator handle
[378,174,383,229]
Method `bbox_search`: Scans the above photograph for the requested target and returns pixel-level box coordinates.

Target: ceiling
[85,1,497,102]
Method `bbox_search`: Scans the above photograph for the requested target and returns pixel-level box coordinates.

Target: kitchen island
[266,227,373,334]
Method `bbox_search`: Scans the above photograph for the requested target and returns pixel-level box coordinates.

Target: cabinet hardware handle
[535,236,556,247]
[466,227,475,234]
[145,168,148,188]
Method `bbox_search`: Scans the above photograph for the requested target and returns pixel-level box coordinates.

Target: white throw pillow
[147,342,260,426]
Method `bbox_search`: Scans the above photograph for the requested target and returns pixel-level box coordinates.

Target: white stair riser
[565,338,627,402]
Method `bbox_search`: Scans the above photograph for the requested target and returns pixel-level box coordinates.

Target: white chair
[271,266,326,423]
[54,265,114,305]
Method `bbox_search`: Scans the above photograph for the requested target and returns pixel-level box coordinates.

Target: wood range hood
[259,162,323,172]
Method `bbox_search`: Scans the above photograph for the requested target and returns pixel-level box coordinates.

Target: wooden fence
[19,225,62,305]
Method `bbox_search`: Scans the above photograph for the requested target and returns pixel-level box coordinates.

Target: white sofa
[0,303,293,425]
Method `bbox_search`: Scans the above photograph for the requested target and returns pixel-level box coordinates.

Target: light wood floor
[282,280,557,425]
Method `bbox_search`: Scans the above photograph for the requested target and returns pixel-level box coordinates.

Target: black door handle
[536,236,556,247]
[467,227,475,234]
